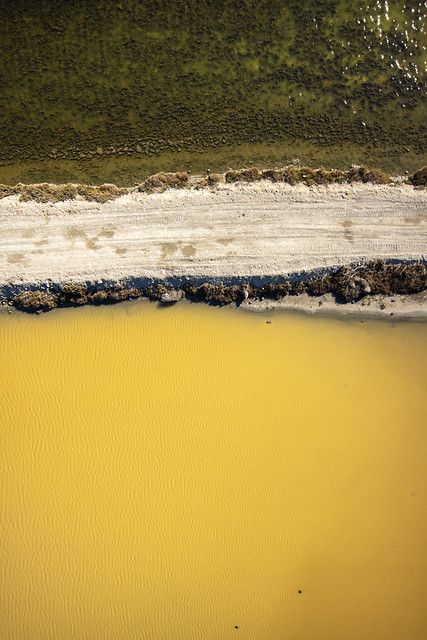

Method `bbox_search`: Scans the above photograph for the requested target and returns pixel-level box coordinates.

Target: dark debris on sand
[6,260,426,313]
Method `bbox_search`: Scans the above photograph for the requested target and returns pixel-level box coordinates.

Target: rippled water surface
[0,302,426,639]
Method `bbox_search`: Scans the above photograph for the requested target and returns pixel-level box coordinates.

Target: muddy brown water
[0,302,426,639]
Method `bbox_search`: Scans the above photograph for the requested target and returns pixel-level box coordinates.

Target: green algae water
[0,0,426,185]
[0,302,426,639]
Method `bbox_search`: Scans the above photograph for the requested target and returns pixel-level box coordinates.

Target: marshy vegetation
[0,0,426,185]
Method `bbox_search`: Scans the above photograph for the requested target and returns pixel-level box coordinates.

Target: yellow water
[0,302,426,640]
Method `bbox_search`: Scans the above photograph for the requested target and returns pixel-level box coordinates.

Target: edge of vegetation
[0,165,426,204]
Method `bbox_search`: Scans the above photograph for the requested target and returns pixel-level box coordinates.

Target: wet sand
[241,291,427,321]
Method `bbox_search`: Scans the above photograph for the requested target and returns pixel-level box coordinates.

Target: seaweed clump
[183,283,252,305]
[89,286,141,304]
[331,267,372,302]
[263,165,391,185]
[11,283,143,311]
[13,290,58,311]
[0,183,127,203]
[75,184,128,203]
[7,261,426,313]
[138,172,189,193]
[346,165,391,184]
[223,165,391,186]
[225,167,262,183]
[408,166,427,187]
[144,284,168,301]
[144,284,183,303]
[0,165,394,205]
[253,261,426,304]
[59,283,89,305]
[305,275,334,296]
[207,173,225,186]
[359,261,427,296]
[256,281,293,299]
[328,261,426,302]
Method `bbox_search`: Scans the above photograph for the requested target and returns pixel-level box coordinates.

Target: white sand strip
[0,181,426,284]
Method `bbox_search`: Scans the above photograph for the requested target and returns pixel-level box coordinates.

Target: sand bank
[0,180,426,316]
[0,181,426,282]
[240,291,427,321]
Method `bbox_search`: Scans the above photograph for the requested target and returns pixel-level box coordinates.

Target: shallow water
[1,0,426,183]
[0,302,426,639]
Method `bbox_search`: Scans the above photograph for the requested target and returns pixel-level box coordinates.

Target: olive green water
[0,0,426,185]
[0,302,426,639]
